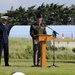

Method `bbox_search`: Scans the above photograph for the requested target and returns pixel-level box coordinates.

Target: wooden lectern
[37,34,52,67]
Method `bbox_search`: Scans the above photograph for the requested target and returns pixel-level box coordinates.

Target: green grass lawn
[1,38,75,75]
[0,59,75,75]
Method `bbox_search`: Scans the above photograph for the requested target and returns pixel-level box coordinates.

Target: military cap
[36,14,42,18]
[1,16,8,20]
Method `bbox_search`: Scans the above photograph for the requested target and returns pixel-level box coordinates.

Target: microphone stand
[46,25,59,67]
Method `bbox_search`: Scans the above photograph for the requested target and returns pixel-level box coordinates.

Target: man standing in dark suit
[0,16,11,66]
[30,14,47,67]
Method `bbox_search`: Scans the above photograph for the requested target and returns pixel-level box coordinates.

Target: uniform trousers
[0,39,9,65]
[33,39,41,66]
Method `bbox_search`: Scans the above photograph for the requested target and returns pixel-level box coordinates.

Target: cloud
[0,0,75,13]
[0,0,20,13]
[0,0,20,8]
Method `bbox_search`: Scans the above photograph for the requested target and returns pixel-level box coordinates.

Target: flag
[62,33,64,40]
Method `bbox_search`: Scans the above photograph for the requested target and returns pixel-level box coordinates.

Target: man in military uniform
[0,16,12,66]
[30,14,47,67]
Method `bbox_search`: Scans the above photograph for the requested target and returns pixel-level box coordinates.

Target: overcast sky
[0,0,75,13]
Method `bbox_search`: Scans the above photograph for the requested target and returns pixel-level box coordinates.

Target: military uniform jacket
[0,23,10,44]
[30,22,47,39]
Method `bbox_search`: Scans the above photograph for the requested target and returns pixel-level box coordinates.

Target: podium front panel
[37,34,52,41]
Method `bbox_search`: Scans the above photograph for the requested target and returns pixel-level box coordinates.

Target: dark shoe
[5,64,11,66]
[37,65,41,67]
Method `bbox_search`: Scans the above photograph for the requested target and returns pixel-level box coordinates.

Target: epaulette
[31,22,37,26]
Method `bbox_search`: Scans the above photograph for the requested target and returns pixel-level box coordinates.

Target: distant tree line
[0,3,75,25]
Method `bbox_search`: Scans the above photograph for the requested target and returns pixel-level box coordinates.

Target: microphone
[43,22,59,36]
[52,30,59,38]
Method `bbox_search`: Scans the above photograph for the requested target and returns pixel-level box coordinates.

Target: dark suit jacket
[0,23,10,44]
[30,22,47,39]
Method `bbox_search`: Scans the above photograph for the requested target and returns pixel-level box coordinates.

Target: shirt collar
[2,23,6,26]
